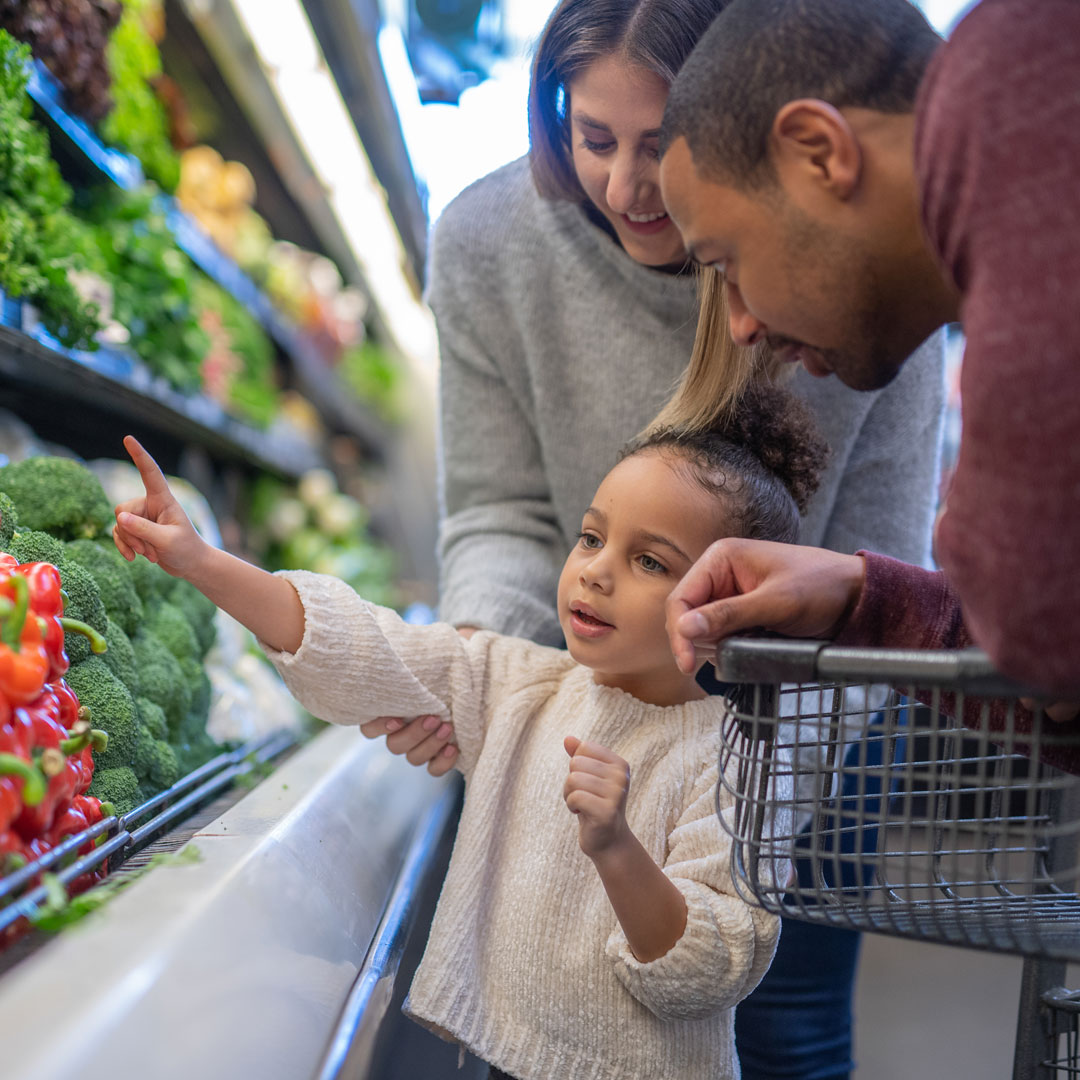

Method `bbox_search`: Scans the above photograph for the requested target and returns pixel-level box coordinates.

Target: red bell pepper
[0,573,49,705]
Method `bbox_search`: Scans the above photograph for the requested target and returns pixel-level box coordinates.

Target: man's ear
[769,99,862,200]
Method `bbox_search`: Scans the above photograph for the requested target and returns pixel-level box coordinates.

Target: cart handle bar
[713,638,1039,697]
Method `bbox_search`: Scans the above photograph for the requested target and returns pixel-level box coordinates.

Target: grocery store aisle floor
[853,932,1026,1079]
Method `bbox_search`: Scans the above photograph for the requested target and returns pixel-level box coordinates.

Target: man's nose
[727,282,767,347]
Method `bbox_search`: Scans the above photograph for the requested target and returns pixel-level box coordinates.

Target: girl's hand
[360,715,459,776]
[113,436,209,578]
[563,737,631,859]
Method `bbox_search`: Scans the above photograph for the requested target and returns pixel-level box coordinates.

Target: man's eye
[578,532,602,549]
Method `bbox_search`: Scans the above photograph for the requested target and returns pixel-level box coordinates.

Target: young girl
[111,387,824,1080]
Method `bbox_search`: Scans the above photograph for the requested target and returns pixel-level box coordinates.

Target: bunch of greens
[192,275,279,429]
[76,184,208,391]
[0,31,101,349]
[339,339,403,424]
[249,469,398,609]
[101,0,179,192]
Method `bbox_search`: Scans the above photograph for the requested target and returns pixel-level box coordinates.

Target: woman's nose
[727,282,767,347]
[606,153,652,214]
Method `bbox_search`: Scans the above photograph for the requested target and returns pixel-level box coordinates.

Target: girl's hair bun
[710,382,828,514]
[625,384,829,543]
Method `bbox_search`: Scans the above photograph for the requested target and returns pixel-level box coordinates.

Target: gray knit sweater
[430,156,945,645]
[263,570,782,1080]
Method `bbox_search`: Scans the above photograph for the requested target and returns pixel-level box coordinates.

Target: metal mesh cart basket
[712,638,1080,1078]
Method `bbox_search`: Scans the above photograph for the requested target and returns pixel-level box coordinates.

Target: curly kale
[65,539,143,635]
[88,766,139,815]
[0,457,113,539]
[65,656,138,769]
[0,491,16,547]
[0,32,101,350]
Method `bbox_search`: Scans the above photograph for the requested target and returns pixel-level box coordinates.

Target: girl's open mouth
[569,603,615,638]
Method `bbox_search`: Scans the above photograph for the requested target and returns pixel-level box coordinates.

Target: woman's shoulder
[430,156,549,264]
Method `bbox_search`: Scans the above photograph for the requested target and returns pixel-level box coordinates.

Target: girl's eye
[581,137,614,154]
[639,554,667,574]
[578,532,602,550]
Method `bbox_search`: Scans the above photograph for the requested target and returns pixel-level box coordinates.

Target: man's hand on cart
[359,714,458,776]
[1021,697,1080,724]
[665,539,866,673]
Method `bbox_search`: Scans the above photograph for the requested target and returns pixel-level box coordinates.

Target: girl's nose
[580,554,613,592]
[727,282,767,347]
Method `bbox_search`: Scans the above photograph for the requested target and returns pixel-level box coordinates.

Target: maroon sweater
[837,0,1080,703]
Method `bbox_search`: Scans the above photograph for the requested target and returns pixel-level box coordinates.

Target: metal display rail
[712,638,1080,1077]
[0,728,297,941]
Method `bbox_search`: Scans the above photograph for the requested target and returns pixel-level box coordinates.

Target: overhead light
[226,0,436,368]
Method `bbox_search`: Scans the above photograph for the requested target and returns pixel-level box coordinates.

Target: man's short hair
[661,0,942,187]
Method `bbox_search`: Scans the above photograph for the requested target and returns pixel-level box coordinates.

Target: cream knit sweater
[263,570,781,1080]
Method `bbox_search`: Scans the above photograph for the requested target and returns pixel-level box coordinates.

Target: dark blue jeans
[725,674,907,1080]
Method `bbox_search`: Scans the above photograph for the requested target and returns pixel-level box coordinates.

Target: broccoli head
[136,697,168,741]
[131,628,191,730]
[145,600,200,662]
[0,457,113,540]
[65,539,143,636]
[174,722,221,777]
[6,528,65,566]
[177,655,212,724]
[88,766,140,815]
[57,560,108,664]
[0,491,16,548]
[65,656,138,769]
[167,579,217,657]
[128,555,173,605]
[101,617,139,697]
[133,725,180,790]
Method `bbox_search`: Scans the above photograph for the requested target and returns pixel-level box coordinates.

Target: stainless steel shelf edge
[0,725,455,1080]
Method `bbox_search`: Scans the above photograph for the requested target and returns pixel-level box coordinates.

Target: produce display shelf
[0,727,298,939]
[26,59,389,457]
[0,313,323,479]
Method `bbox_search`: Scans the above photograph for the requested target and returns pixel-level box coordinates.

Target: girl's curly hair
[623,382,829,544]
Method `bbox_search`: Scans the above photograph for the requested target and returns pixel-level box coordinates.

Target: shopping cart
[713,638,1080,1079]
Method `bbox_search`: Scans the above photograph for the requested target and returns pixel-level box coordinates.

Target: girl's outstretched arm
[113,436,305,654]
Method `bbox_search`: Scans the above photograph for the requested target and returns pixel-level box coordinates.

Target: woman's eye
[639,554,666,573]
[581,137,614,154]
[579,532,602,549]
